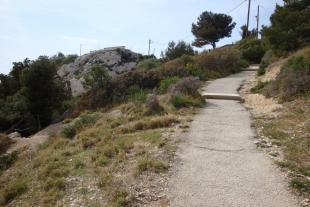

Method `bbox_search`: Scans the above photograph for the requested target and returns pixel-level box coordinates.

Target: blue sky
[0,0,283,74]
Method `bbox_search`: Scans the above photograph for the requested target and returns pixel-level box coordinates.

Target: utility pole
[80,44,82,56]
[148,39,152,56]
[256,5,260,39]
[246,0,251,37]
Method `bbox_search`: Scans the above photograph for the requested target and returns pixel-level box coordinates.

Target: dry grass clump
[0,133,14,154]
[0,177,28,205]
[145,94,164,115]
[120,115,179,133]
[137,158,168,174]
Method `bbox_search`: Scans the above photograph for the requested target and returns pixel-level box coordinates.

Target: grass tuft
[137,159,168,174]
[1,178,28,205]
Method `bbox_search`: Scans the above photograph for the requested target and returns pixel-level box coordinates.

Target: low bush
[44,177,66,192]
[263,56,310,101]
[137,159,168,174]
[126,85,148,103]
[0,151,18,174]
[137,58,161,70]
[257,64,267,76]
[159,76,180,94]
[194,47,244,76]
[251,81,269,93]
[0,134,14,154]
[171,94,205,108]
[62,125,76,139]
[145,94,163,114]
[62,112,100,138]
[169,77,202,96]
[290,178,310,194]
[1,178,27,205]
[185,63,205,80]
[237,38,267,64]
[121,116,179,133]
[110,189,133,207]
[103,144,119,158]
[74,159,85,169]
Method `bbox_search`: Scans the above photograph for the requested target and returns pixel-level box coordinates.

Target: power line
[227,0,248,14]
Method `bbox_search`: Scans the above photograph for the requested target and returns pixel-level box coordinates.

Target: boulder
[8,132,21,139]
[57,47,142,96]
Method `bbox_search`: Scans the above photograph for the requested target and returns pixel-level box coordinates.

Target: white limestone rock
[57,47,142,96]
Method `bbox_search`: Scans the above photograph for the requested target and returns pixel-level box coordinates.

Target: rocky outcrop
[57,47,142,96]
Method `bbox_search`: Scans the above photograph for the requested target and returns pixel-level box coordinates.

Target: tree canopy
[240,25,257,40]
[192,11,236,49]
[163,41,195,61]
[21,56,67,128]
[262,0,310,52]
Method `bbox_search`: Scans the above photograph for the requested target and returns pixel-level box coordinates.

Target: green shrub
[83,64,111,90]
[103,144,119,158]
[62,112,99,139]
[290,178,310,194]
[62,125,76,139]
[74,159,85,169]
[186,64,204,80]
[287,56,310,72]
[44,177,66,192]
[0,134,14,154]
[78,112,100,125]
[263,56,310,101]
[162,41,195,61]
[0,151,18,174]
[137,159,168,174]
[251,81,269,93]
[1,178,27,204]
[194,48,243,76]
[96,155,110,167]
[137,58,161,70]
[261,1,310,53]
[171,94,205,108]
[110,189,132,207]
[257,64,267,76]
[237,38,267,63]
[126,85,148,103]
[159,76,180,94]
[237,59,250,69]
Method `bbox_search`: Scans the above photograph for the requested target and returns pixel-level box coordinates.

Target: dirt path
[168,71,299,207]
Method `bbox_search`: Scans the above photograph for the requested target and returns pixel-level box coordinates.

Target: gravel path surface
[168,71,299,207]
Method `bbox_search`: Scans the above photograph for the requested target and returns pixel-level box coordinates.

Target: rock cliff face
[57,47,142,96]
